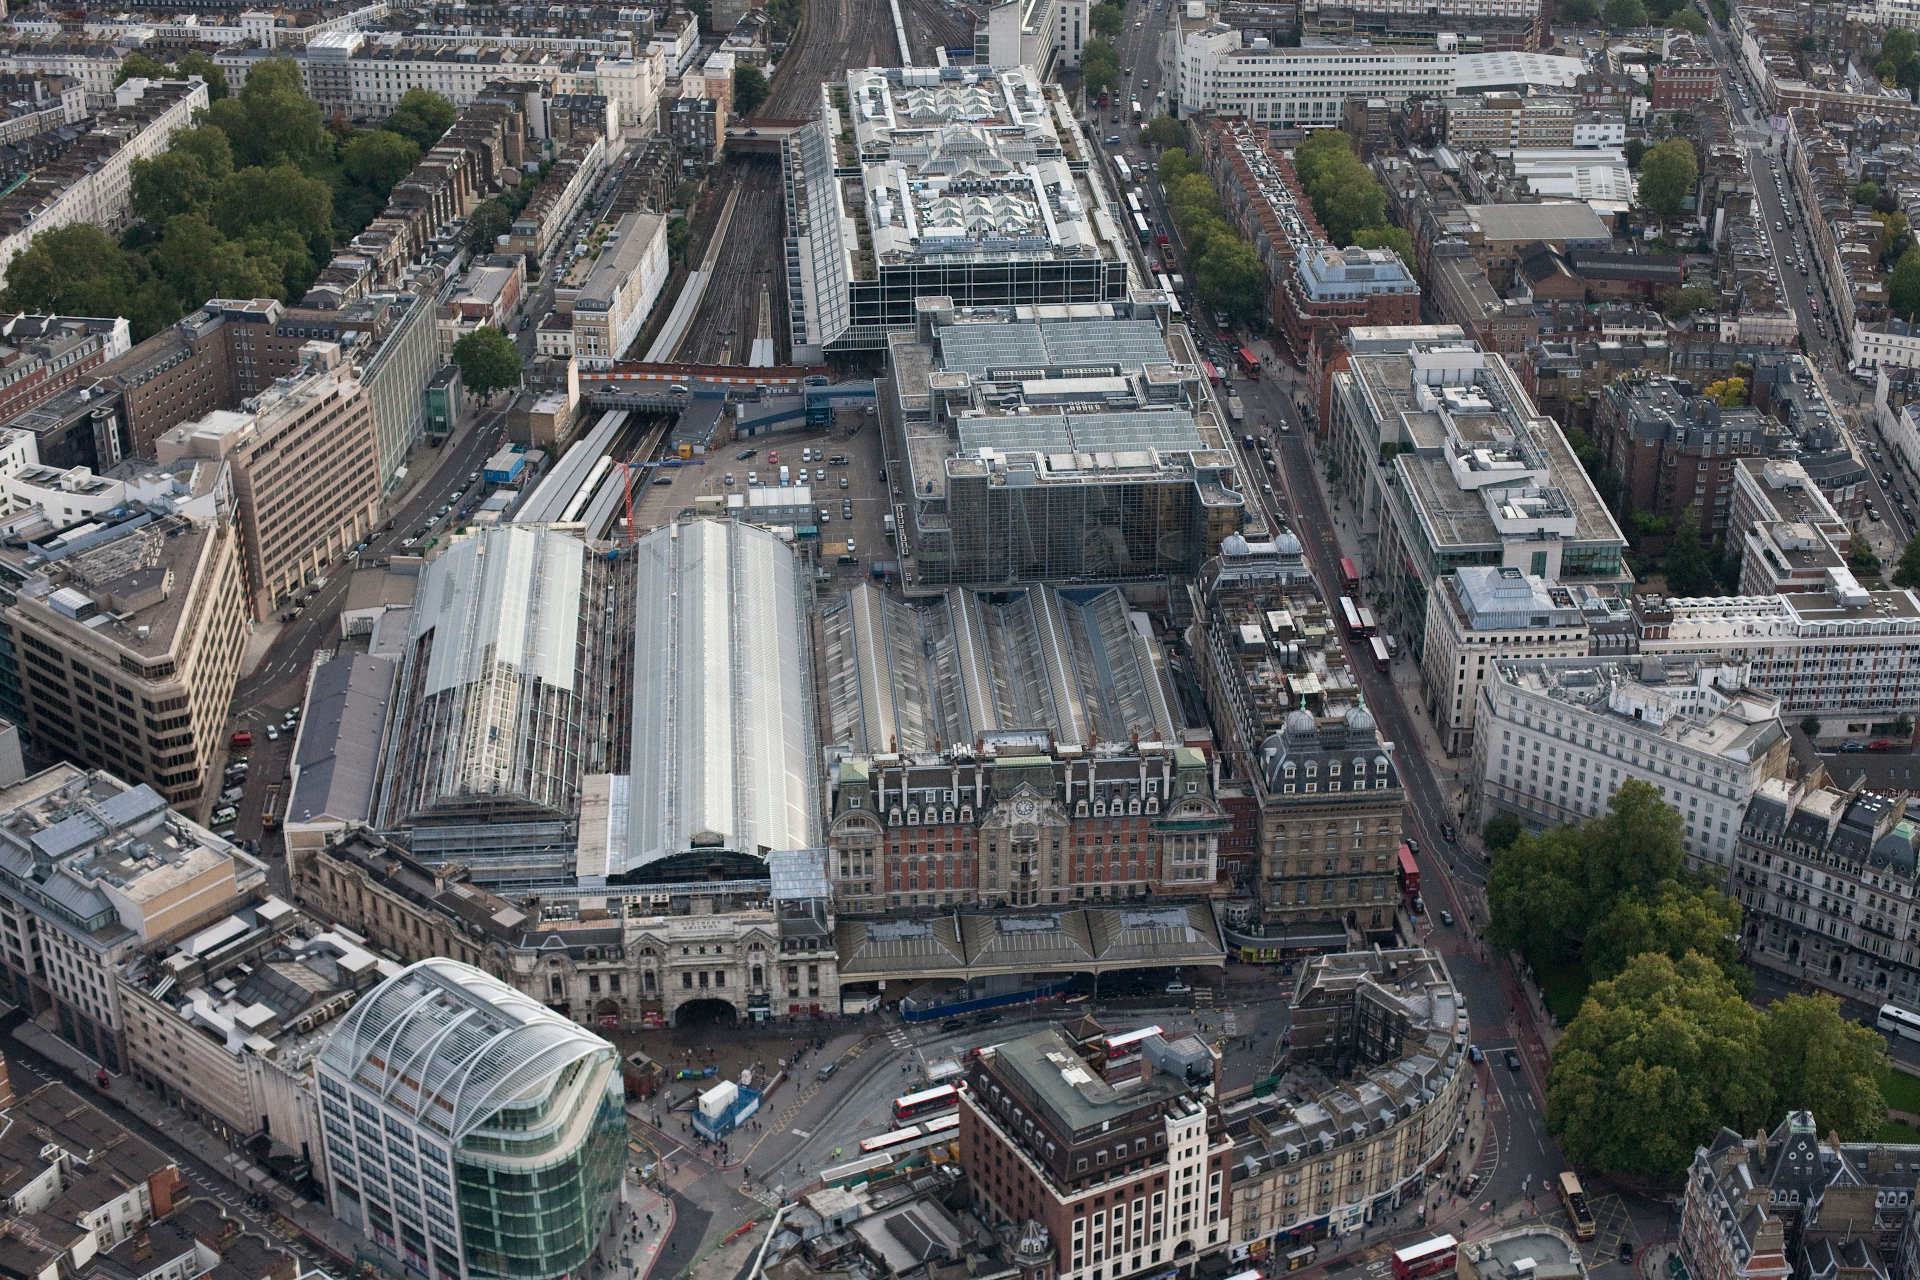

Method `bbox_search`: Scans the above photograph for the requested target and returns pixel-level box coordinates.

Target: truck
[1226,395,1246,423]
[883,513,897,538]
[779,464,791,485]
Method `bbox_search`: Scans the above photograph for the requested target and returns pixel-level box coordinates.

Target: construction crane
[612,456,646,545]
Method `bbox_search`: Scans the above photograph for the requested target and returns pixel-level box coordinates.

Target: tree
[1142,115,1186,150]
[1763,994,1889,1140]
[1624,137,1648,170]
[1664,506,1715,596]
[1483,812,1524,854]
[383,88,457,151]
[452,326,522,399]
[1894,532,1920,588]
[1158,147,1197,185]
[1670,8,1707,33]
[733,66,769,118]
[130,152,216,228]
[1603,0,1648,27]
[1800,714,1822,738]
[1546,951,1773,1178]
[1584,879,1746,989]
[1560,0,1600,21]
[1166,173,1218,222]
[171,125,234,181]
[115,52,171,85]
[667,215,692,265]
[467,199,513,252]
[150,214,279,306]
[1890,246,1920,323]
[1081,40,1120,98]
[1090,1,1125,38]
[1702,376,1748,407]
[342,130,421,198]
[1488,824,1588,964]
[174,51,228,99]
[205,58,326,169]
[1660,284,1717,317]
[1353,225,1416,274]
[1858,180,1882,208]
[1193,237,1265,326]
[1638,138,1698,216]
[212,165,333,255]
[1,225,145,320]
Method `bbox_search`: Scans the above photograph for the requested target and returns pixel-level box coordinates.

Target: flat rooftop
[1491,655,1786,761]
[992,1026,1195,1136]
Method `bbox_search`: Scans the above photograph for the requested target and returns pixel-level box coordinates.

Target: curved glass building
[315,960,625,1280]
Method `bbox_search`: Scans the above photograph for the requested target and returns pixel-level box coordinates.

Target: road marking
[790,1128,810,1139]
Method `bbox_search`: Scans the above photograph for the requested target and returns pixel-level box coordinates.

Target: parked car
[1504,1049,1523,1071]
[1869,739,1897,751]
[1841,740,1868,752]
[230,731,252,750]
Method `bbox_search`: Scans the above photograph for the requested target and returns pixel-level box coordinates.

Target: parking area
[630,415,894,582]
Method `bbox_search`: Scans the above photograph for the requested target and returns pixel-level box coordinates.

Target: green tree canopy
[1670,8,1707,33]
[1158,147,1197,185]
[1483,812,1524,853]
[1081,39,1120,98]
[1603,0,1648,26]
[1,224,147,319]
[1660,283,1717,317]
[130,152,216,229]
[1624,137,1648,170]
[383,88,457,151]
[1665,505,1715,595]
[1166,172,1218,221]
[1560,0,1600,20]
[1193,237,1265,326]
[211,164,333,254]
[1763,994,1889,1139]
[1890,246,1920,322]
[1352,225,1416,275]
[1858,180,1883,208]
[1703,376,1748,407]
[342,129,421,197]
[1584,878,1746,988]
[115,52,171,85]
[733,66,769,117]
[1638,138,1698,215]
[453,326,523,399]
[1290,128,1393,244]
[467,199,514,252]
[1546,951,1774,1178]
[171,125,235,181]
[174,51,228,99]
[1142,115,1186,149]
[1090,2,1125,38]
[1894,532,1920,588]
[203,58,326,169]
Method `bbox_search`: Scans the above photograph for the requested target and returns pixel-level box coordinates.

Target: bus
[923,1113,960,1138]
[1131,98,1143,121]
[1202,360,1223,385]
[860,1125,925,1154]
[1397,842,1419,902]
[1166,292,1183,319]
[1113,155,1133,186]
[1338,596,1365,639]
[1156,271,1173,295]
[1879,1003,1920,1040]
[1133,212,1151,244]
[1127,192,1144,216]
[1339,557,1360,594]
[894,1084,963,1122]
[1237,346,1261,378]
[1370,634,1391,673]
[1099,1025,1164,1068]
[1357,606,1378,637]
[1392,1236,1458,1280]
[1558,1171,1596,1241]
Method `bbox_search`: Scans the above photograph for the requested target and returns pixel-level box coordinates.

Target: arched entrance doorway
[674,998,739,1028]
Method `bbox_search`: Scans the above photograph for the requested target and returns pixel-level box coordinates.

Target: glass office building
[317,960,626,1280]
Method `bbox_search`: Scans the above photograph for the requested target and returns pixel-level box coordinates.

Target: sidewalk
[607,1181,675,1280]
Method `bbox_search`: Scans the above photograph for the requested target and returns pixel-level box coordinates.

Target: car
[820,509,831,523]
[221,786,244,803]
[1406,837,1420,855]
[829,455,850,466]
[211,805,238,825]
[839,476,849,489]
[941,1018,967,1032]
[266,726,279,742]
[1439,908,1455,927]
[747,472,758,485]
[1841,740,1868,752]
[1105,135,1122,145]
[1468,1044,1484,1063]
[1620,1243,1635,1266]
[842,501,853,518]
[1441,821,1457,842]
[1165,981,1192,996]
[802,448,813,462]
[468,472,480,483]
[231,732,253,750]
[737,448,758,460]
[974,1012,1003,1026]
[652,475,673,486]
[723,473,734,485]
[816,468,827,482]
[816,1062,837,1081]
[1871,740,1897,751]
[1504,1049,1523,1071]
[401,537,417,549]
[846,538,857,556]
[1869,507,1882,521]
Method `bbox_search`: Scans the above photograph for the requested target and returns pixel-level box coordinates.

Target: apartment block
[1470,656,1791,868]
[1299,0,1541,49]
[0,78,208,296]
[0,315,131,424]
[0,486,249,807]
[960,1025,1231,1280]
[565,212,668,368]
[1732,778,1920,1007]
[156,349,382,617]
[0,764,266,1070]
[119,897,400,1203]
[1420,566,1590,756]
[1594,375,1776,545]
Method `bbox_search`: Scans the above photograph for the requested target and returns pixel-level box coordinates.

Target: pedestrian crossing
[887,1026,911,1051]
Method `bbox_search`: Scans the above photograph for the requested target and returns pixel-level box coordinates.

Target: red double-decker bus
[1339,557,1360,594]
[1392,1236,1458,1280]
[1237,346,1261,378]
[1397,842,1419,902]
